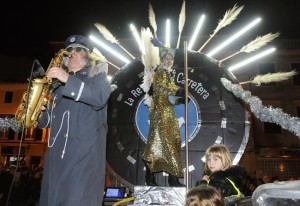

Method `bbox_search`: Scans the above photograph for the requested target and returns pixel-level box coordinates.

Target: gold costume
[142,66,183,177]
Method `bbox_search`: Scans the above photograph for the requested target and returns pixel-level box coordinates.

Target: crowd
[0,163,42,206]
[242,174,300,197]
[1,160,300,206]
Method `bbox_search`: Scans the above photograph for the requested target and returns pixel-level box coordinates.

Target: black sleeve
[175,86,185,97]
[208,171,237,198]
[227,165,246,190]
[175,86,190,104]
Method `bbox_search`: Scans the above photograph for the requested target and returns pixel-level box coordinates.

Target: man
[38,35,111,206]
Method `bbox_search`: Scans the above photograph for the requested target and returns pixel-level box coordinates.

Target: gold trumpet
[15,49,69,128]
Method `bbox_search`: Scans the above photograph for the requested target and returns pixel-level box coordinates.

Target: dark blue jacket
[38,63,111,206]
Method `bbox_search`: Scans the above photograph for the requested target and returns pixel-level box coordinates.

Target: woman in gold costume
[142,38,184,187]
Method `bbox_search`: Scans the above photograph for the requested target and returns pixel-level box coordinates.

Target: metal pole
[183,41,189,190]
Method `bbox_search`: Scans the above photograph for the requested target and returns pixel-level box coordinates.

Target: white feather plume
[220,32,280,62]
[240,33,280,53]
[213,4,244,35]
[240,71,297,86]
[94,23,135,59]
[140,27,160,71]
[148,3,157,38]
[176,0,186,48]
[198,4,244,51]
[94,23,119,44]
[178,0,186,33]
[140,27,160,107]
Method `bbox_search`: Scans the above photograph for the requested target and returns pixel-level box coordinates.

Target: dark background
[1,0,299,81]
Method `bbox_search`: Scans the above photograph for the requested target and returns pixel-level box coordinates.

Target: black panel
[106,49,249,190]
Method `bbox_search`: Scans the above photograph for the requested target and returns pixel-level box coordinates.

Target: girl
[196,144,246,205]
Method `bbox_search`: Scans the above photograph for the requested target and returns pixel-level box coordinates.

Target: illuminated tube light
[166,19,170,46]
[207,18,261,57]
[89,35,130,64]
[228,47,276,71]
[188,15,205,50]
[129,24,144,54]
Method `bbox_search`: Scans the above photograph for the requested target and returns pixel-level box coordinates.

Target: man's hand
[47,67,69,83]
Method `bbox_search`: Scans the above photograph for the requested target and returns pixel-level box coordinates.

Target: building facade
[0,82,48,168]
[236,39,300,180]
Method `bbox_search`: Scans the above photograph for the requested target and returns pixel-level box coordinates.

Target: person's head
[150,37,175,68]
[204,144,232,173]
[159,45,175,67]
[64,35,97,72]
[262,175,271,183]
[248,182,256,192]
[185,185,224,206]
[9,164,17,175]
[256,178,264,186]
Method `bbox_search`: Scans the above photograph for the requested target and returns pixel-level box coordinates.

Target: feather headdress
[148,3,157,38]
[240,70,297,85]
[140,27,160,107]
[198,4,244,52]
[140,27,160,71]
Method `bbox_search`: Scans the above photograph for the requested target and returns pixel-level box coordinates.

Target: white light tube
[166,19,170,46]
[129,24,144,54]
[228,47,276,71]
[188,15,205,50]
[89,35,130,64]
[207,18,261,57]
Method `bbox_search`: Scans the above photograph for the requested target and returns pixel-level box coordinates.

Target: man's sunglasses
[66,47,86,53]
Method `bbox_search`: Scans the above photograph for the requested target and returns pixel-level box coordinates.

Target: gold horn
[15,49,69,128]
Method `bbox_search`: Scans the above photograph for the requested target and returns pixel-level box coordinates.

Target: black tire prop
[106,49,250,190]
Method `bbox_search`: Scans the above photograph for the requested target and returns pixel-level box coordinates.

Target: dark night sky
[1,0,300,82]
